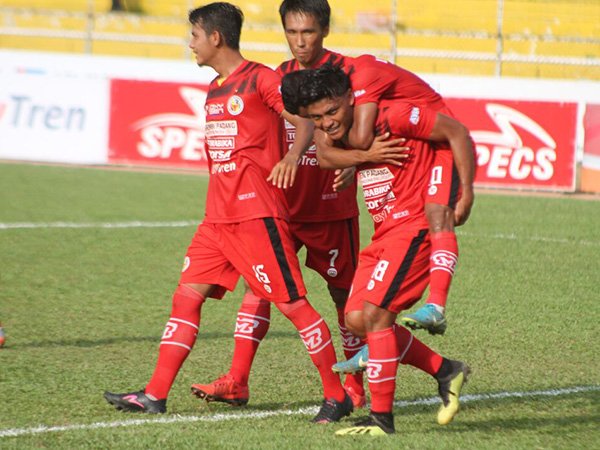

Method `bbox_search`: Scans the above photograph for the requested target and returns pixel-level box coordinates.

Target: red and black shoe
[104,390,167,414]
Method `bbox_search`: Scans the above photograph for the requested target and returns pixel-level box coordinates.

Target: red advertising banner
[445,98,578,192]
[109,79,209,169]
[581,103,600,193]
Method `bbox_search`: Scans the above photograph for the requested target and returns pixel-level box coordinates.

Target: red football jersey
[347,55,447,112]
[276,50,359,222]
[357,102,439,238]
[203,60,289,223]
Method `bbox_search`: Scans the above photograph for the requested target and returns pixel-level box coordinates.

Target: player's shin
[338,309,366,404]
[145,284,205,399]
[229,292,271,385]
[276,297,346,402]
[366,327,400,414]
[428,231,458,308]
[396,324,443,376]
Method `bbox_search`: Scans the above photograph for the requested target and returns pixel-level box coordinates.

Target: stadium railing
[0,0,598,80]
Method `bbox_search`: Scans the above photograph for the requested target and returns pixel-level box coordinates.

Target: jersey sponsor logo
[365,190,396,211]
[211,161,237,174]
[372,204,395,223]
[286,130,295,142]
[206,103,225,116]
[227,95,244,116]
[300,327,324,352]
[207,138,235,151]
[238,192,256,200]
[392,210,409,219]
[299,154,319,166]
[353,89,366,98]
[322,192,338,200]
[208,148,233,162]
[235,316,260,334]
[409,106,421,125]
[284,119,295,130]
[205,120,238,137]
[363,184,392,199]
[359,167,394,185]
[161,321,178,340]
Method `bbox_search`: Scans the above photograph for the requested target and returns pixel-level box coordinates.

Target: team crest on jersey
[227,95,244,115]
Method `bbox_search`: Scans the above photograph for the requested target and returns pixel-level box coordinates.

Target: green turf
[1,163,599,449]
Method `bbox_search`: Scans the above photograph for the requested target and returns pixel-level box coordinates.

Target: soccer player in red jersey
[282,65,471,434]
[191,0,407,410]
[330,53,476,335]
[104,3,353,423]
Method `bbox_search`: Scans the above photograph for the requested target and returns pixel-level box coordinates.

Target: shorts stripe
[345,218,358,269]
[380,229,428,309]
[448,163,460,209]
[263,218,300,300]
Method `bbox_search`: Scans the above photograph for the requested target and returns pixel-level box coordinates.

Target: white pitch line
[1,222,598,247]
[1,385,598,439]
[0,220,198,230]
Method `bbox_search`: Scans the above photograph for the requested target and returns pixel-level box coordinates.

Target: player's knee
[362,301,396,331]
[275,296,309,318]
[344,310,365,338]
[172,284,206,313]
[426,204,454,233]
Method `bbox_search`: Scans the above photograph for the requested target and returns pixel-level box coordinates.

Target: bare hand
[267,152,300,189]
[365,133,411,165]
[454,187,474,226]
[333,167,356,192]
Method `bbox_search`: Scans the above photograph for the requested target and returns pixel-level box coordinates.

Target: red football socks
[229,292,271,386]
[366,327,399,414]
[145,284,205,399]
[395,324,443,376]
[276,298,345,402]
[427,231,458,308]
[337,306,365,394]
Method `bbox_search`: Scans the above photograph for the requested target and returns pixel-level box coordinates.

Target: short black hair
[279,0,330,30]
[282,64,350,114]
[189,2,244,50]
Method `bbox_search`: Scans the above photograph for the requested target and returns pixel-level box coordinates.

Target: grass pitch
[0,163,599,449]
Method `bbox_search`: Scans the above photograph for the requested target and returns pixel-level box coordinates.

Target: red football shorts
[179,218,307,302]
[346,228,431,314]
[289,217,359,290]
[426,148,461,209]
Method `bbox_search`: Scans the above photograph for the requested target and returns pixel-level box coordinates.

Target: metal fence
[0,0,598,79]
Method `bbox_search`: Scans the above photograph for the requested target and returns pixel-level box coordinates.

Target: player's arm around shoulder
[316,129,409,169]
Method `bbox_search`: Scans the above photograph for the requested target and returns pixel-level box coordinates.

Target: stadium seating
[0,0,598,79]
